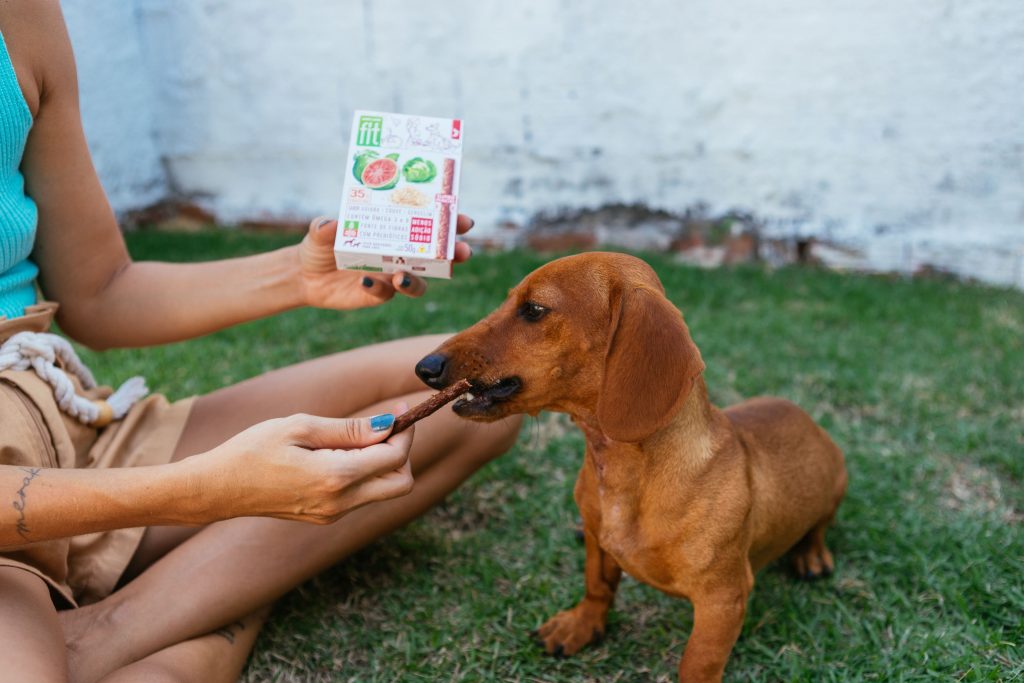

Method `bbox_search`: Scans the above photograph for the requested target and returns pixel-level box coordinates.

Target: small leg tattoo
[212,620,247,645]
[12,467,41,540]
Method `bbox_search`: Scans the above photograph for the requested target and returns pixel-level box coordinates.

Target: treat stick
[434,158,457,259]
[392,378,472,434]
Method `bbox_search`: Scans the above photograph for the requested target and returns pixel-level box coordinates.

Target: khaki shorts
[0,302,194,607]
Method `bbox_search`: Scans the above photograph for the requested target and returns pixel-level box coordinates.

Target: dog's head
[416,252,705,442]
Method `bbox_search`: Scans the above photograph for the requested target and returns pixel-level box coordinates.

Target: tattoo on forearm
[12,467,41,540]
[213,620,246,645]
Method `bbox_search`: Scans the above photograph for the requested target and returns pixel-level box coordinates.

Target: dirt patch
[941,460,1022,524]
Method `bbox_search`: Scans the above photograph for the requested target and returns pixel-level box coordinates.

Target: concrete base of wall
[521,204,1024,290]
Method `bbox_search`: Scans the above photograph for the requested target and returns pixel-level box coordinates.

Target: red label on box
[409,217,433,243]
[451,120,462,140]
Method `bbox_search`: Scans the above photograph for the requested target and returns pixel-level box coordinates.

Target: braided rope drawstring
[0,331,148,427]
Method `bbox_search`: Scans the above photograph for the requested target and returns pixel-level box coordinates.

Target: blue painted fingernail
[370,413,395,432]
[401,274,412,288]
[362,276,374,288]
[317,218,331,228]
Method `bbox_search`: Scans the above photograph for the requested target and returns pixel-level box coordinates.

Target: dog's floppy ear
[597,286,705,443]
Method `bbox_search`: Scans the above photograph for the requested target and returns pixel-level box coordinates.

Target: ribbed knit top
[0,29,38,320]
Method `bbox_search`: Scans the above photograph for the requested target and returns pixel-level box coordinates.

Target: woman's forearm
[60,246,306,349]
[0,462,208,550]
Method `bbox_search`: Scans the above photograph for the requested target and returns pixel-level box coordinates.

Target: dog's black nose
[415,353,449,389]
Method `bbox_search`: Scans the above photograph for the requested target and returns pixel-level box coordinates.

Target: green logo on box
[343,220,359,237]
[356,116,382,147]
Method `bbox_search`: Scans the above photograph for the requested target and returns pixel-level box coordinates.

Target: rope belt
[0,331,148,427]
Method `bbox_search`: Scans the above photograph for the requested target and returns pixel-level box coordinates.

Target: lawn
[78,229,1023,682]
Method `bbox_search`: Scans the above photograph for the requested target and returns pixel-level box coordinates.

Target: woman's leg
[69,407,517,682]
[62,334,521,681]
[0,567,69,681]
[98,607,270,683]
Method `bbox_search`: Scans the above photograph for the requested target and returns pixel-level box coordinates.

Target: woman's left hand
[297,215,475,311]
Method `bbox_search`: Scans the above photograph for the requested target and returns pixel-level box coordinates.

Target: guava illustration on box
[352,151,376,183]
[353,151,400,190]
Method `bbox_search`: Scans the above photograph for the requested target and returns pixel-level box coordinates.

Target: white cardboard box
[334,110,463,279]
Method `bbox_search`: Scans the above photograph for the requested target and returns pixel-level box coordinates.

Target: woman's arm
[15,3,316,349]
[0,413,414,550]
[1,461,199,548]
[14,2,471,350]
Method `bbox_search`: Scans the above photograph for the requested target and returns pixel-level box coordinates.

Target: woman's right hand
[191,410,414,524]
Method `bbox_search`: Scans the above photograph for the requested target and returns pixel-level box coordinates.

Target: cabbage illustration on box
[334,110,463,279]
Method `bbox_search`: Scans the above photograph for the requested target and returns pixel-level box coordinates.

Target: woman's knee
[407,407,521,478]
[0,567,70,681]
[443,414,523,472]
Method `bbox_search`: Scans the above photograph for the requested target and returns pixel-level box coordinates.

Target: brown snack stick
[392,378,472,434]
[434,158,457,260]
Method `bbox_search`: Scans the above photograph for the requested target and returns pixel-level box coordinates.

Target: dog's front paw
[533,603,607,657]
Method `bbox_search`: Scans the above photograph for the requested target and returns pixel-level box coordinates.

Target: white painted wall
[61,1,167,212]
[63,0,1024,287]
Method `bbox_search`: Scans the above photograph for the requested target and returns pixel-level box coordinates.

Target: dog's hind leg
[789,514,835,580]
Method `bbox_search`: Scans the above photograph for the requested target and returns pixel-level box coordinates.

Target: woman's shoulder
[0,0,75,119]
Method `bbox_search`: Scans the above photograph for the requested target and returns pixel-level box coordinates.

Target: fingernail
[362,276,374,288]
[468,217,475,228]
[370,413,395,432]
[317,218,331,229]
[400,274,412,289]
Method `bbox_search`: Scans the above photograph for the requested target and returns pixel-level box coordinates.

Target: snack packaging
[334,110,463,278]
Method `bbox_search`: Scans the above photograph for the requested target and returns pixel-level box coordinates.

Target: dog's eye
[519,301,549,322]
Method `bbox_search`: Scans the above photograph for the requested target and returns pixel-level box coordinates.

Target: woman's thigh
[0,567,69,681]
[172,333,450,460]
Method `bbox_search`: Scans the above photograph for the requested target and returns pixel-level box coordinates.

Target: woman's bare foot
[101,605,272,683]
[62,599,272,683]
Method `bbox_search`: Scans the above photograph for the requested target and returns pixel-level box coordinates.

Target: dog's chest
[582,441,703,597]
[597,501,638,557]
[596,496,692,596]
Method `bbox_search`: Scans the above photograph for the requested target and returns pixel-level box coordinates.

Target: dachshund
[414,252,847,682]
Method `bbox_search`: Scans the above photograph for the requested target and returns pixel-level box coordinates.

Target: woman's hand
[193,410,415,524]
[297,215,475,310]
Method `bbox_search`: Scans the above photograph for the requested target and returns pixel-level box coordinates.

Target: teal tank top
[0,29,38,320]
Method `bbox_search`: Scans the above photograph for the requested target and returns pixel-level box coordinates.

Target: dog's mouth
[452,376,522,417]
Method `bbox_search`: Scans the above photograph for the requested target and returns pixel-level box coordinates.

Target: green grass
[79,230,1023,682]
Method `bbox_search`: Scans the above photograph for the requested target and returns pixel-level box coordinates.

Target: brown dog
[415,252,847,682]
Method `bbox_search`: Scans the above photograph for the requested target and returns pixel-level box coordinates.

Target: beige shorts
[0,302,194,607]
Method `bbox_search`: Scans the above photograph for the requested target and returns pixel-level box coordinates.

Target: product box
[334,110,463,278]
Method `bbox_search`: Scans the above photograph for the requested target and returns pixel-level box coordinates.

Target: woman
[0,2,521,681]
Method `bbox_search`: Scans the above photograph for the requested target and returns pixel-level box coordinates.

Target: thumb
[307,217,338,247]
[294,412,395,450]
